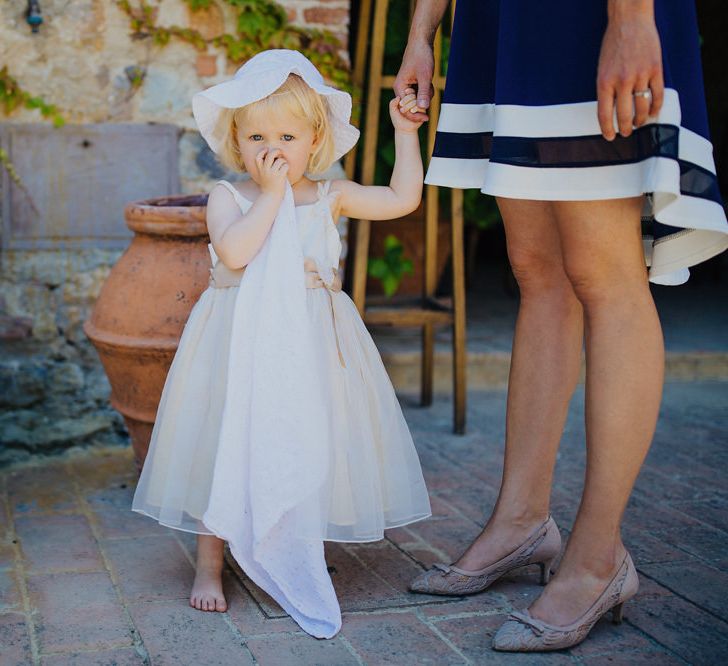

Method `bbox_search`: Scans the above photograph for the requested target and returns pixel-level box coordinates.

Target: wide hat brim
[192,49,359,162]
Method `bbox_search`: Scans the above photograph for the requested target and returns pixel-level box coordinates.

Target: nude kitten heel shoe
[409,515,561,596]
[492,550,639,652]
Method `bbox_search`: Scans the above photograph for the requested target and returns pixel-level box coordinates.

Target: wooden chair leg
[452,189,467,433]
[353,0,388,314]
[421,322,435,406]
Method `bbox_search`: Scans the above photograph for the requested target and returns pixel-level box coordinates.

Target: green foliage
[0,66,65,126]
[118,1,356,99]
[464,190,501,230]
[0,146,40,213]
[184,0,214,9]
[368,234,414,297]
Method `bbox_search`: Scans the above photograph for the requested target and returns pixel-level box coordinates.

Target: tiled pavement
[1,381,727,665]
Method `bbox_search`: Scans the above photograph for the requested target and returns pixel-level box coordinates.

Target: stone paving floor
[1,381,727,665]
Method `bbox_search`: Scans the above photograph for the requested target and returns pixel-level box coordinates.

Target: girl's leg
[456,198,584,570]
[529,196,663,624]
[190,534,228,612]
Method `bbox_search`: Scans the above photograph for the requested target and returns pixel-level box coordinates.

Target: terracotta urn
[84,193,210,473]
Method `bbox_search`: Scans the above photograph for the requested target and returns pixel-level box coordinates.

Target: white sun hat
[192,49,359,161]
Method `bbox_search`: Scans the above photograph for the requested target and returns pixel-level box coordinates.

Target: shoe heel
[538,558,556,585]
[612,602,624,625]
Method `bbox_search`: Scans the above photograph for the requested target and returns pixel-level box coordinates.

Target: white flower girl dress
[131,177,432,637]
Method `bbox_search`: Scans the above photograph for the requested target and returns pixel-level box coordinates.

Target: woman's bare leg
[528,196,664,624]
[190,534,228,612]
[456,198,584,570]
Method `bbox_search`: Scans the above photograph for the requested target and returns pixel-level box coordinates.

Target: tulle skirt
[131,284,431,542]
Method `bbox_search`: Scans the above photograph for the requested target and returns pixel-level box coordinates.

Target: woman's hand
[597,6,664,141]
[391,93,426,133]
[255,147,289,197]
[393,39,434,121]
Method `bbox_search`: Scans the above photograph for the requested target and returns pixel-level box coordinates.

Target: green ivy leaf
[382,274,399,297]
[368,234,414,297]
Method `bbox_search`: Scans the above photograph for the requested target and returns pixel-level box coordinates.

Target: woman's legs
[456,198,584,570]
[528,196,664,624]
[190,534,228,612]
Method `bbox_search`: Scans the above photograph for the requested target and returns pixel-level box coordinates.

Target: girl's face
[235,107,318,185]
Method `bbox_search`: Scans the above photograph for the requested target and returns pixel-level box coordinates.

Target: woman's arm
[334,97,424,221]
[206,148,288,269]
[393,0,450,118]
[597,0,664,140]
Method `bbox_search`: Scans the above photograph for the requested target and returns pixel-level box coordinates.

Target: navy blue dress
[425,0,728,285]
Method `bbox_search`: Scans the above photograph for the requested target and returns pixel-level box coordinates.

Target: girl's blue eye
[282,134,294,141]
[250,134,263,141]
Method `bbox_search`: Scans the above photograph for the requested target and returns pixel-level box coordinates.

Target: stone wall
[0,0,351,465]
[0,249,128,465]
[0,0,351,192]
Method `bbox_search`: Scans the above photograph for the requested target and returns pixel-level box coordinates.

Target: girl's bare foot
[190,534,227,612]
[190,565,227,612]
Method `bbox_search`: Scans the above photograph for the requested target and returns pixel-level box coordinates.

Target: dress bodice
[208,179,342,289]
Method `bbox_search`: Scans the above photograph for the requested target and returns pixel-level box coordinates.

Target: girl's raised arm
[206,149,288,269]
[334,96,424,221]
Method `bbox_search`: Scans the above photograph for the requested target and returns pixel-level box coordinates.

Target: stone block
[325,542,408,611]
[7,463,78,514]
[196,53,217,78]
[46,362,85,394]
[15,513,103,573]
[578,650,685,665]
[246,633,359,665]
[27,571,133,653]
[303,7,349,26]
[186,3,226,40]
[0,568,22,611]
[92,508,167,540]
[0,612,33,666]
[41,647,145,665]
[1,412,118,452]
[341,611,465,665]
[127,599,254,664]
[0,361,47,408]
[627,593,728,664]
[0,315,33,341]
[640,559,728,618]
[103,535,193,603]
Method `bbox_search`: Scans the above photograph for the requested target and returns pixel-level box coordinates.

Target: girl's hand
[390,94,426,134]
[394,39,435,120]
[597,9,664,141]
[255,148,289,197]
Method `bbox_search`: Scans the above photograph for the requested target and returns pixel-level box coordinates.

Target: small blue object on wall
[26,0,43,33]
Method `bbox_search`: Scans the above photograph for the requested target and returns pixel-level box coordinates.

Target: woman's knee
[562,255,647,308]
[507,244,571,296]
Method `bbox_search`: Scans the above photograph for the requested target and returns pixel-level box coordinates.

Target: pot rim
[124,194,209,236]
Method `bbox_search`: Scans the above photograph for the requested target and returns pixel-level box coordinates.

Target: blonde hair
[213,73,335,175]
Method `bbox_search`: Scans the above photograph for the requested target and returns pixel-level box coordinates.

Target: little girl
[131,49,432,638]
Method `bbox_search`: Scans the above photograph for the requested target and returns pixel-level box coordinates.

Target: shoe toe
[409,568,444,593]
[492,619,538,652]
[408,571,431,593]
